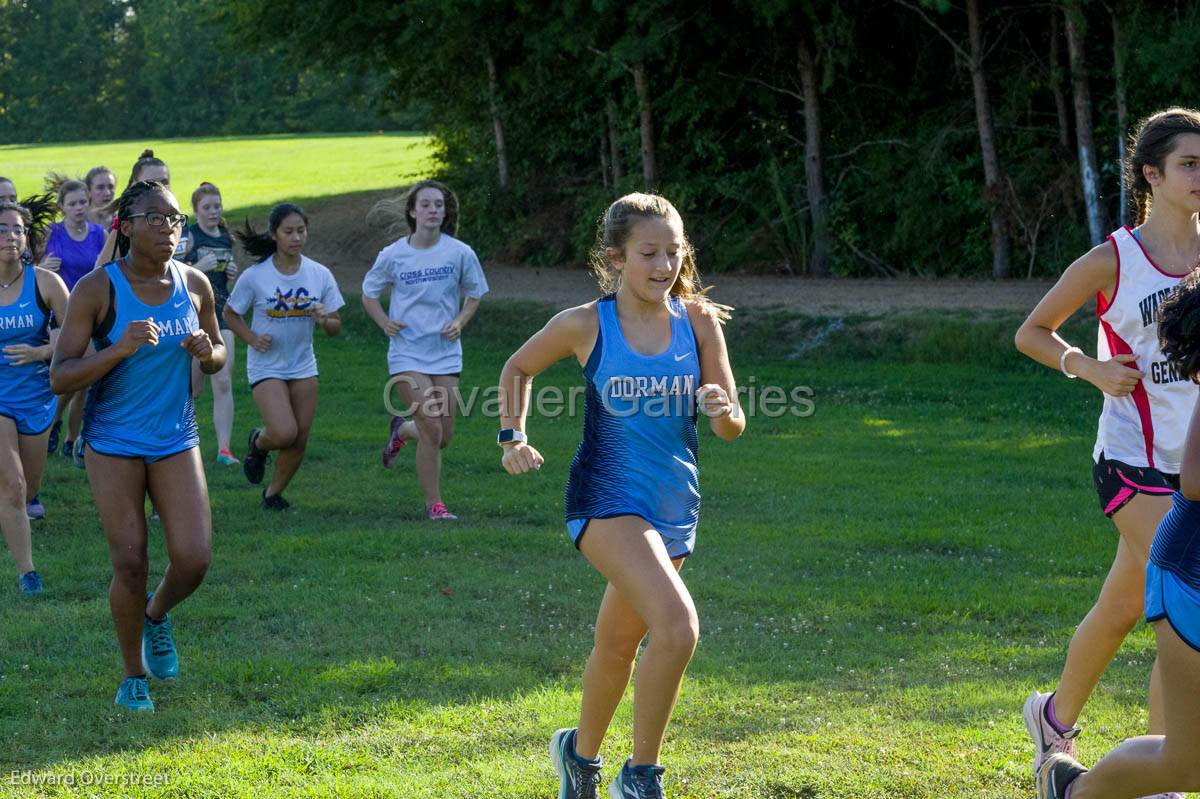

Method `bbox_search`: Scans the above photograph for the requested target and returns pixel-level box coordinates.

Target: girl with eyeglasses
[51,179,226,712]
[0,196,69,595]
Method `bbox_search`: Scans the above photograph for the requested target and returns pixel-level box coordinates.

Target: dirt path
[300,190,1056,314]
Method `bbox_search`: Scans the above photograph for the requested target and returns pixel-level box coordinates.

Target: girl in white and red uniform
[1015,108,1200,799]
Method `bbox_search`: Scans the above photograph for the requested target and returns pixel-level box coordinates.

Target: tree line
[0,1,423,144]
[5,1,1192,277]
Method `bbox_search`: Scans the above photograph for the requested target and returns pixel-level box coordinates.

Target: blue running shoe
[46,420,61,454]
[114,675,154,712]
[26,494,45,521]
[18,570,43,596]
[142,601,178,680]
[72,437,85,469]
[608,761,666,799]
[550,728,602,799]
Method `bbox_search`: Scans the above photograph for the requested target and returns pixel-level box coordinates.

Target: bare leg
[18,427,50,504]
[392,372,444,507]
[86,447,150,677]
[252,379,298,453]
[578,516,698,766]
[67,391,84,441]
[211,329,236,453]
[0,418,33,574]
[265,378,317,498]
[144,448,212,619]
[1052,493,1169,730]
[1069,620,1200,798]
[575,558,685,761]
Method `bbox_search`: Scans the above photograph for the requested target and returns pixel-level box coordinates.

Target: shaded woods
[6,1,1196,276]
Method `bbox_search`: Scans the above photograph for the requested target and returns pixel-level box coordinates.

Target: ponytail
[235,202,308,262]
[0,194,57,263]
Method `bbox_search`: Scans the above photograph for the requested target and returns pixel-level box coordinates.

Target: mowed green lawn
[0,305,1161,798]
[0,133,434,219]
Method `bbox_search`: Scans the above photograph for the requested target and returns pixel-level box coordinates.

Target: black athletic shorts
[1093,452,1179,518]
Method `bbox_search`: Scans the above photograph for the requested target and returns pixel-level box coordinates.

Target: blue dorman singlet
[0,265,52,411]
[84,260,199,457]
[564,294,702,541]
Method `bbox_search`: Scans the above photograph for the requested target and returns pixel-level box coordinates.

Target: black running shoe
[1037,753,1087,799]
[46,421,61,454]
[243,428,268,485]
[262,490,291,511]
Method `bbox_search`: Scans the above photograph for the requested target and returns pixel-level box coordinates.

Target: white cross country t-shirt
[361,234,489,375]
[226,255,345,385]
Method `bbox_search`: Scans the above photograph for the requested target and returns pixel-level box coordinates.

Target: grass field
[0,300,1163,798]
[0,133,434,220]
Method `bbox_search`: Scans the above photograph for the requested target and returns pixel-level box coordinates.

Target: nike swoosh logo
[18,301,31,309]
[174,299,188,308]
[674,352,690,361]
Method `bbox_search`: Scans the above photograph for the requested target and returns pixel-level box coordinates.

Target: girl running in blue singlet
[0,198,69,594]
[51,180,226,712]
[1017,109,1200,799]
[1037,272,1200,799]
[498,194,744,799]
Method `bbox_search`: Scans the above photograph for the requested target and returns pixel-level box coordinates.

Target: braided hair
[113,180,171,258]
[0,194,56,263]
[235,203,308,261]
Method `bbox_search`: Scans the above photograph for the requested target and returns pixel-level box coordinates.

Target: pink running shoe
[382,415,408,469]
[1024,691,1080,779]
[427,502,457,520]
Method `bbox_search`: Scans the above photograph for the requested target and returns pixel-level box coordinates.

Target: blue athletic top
[564,295,702,544]
[0,265,52,410]
[84,260,199,458]
[1150,491,1200,591]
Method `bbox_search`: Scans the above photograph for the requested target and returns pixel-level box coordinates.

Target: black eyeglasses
[126,212,188,229]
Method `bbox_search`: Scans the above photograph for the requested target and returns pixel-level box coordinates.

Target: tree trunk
[599,132,610,192]
[485,53,509,191]
[1112,8,1129,227]
[797,35,830,276]
[606,96,623,192]
[1064,3,1108,244]
[966,0,1010,278]
[631,61,657,189]
[1049,12,1071,151]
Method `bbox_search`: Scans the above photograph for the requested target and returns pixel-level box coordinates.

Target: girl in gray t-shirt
[225,203,344,511]
[362,180,488,521]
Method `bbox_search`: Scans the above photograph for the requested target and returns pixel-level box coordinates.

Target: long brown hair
[588,192,731,321]
[1127,107,1200,225]
[367,179,459,238]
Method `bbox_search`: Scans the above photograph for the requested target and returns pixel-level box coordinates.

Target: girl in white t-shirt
[361,180,488,520]
[225,203,344,511]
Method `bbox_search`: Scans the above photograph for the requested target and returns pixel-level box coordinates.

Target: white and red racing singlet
[1093,226,1198,473]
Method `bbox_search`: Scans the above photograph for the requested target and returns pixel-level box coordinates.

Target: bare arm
[1180,398,1200,499]
[94,228,117,267]
[185,267,226,374]
[50,270,157,393]
[222,302,272,353]
[3,270,69,365]
[362,294,403,336]
[687,301,745,441]
[442,295,482,341]
[498,304,598,474]
[1014,241,1143,397]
